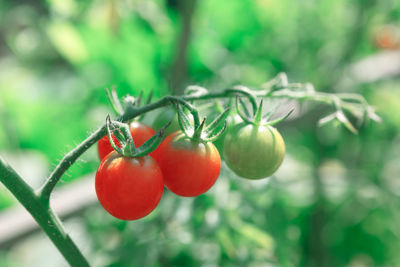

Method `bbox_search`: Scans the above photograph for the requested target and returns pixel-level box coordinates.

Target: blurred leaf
[46,21,88,64]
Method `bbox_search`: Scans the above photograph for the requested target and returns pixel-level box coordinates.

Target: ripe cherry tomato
[97,121,156,161]
[95,151,164,220]
[223,123,285,179]
[154,132,221,197]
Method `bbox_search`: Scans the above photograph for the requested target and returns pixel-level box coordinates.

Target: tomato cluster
[95,104,286,221]
[95,119,221,220]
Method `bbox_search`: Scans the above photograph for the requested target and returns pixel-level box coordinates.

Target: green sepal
[202,121,227,142]
[238,97,251,117]
[318,113,337,126]
[235,96,254,125]
[191,118,206,142]
[230,85,258,113]
[146,91,153,105]
[106,116,171,158]
[262,110,273,121]
[253,99,264,125]
[132,120,171,157]
[266,108,294,126]
[204,107,230,137]
[235,96,293,127]
[214,100,225,113]
[318,111,358,134]
[367,106,381,123]
[136,90,143,107]
[106,87,124,116]
[336,110,358,134]
[175,103,195,138]
[106,115,136,157]
[137,91,153,121]
[174,101,230,143]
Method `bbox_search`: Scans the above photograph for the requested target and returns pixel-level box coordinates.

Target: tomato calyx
[106,87,152,122]
[236,97,294,127]
[174,102,230,143]
[105,115,169,157]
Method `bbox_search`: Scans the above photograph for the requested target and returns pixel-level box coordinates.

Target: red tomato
[95,151,164,220]
[154,132,221,197]
[97,121,156,161]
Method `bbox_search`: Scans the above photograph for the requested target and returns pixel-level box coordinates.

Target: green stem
[38,125,107,203]
[0,156,89,267]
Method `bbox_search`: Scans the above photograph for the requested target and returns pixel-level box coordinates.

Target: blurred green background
[1,0,400,266]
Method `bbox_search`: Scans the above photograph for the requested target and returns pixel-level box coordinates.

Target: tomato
[374,25,400,50]
[223,123,285,179]
[95,151,164,220]
[97,121,156,161]
[154,132,221,197]
[152,108,180,138]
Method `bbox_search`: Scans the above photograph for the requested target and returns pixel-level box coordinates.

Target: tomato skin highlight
[223,123,285,179]
[95,151,164,220]
[155,132,221,197]
[97,121,156,161]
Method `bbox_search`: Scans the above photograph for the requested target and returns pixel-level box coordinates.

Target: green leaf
[133,121,171,157]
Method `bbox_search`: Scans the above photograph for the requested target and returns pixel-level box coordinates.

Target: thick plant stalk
[0,156,90,267]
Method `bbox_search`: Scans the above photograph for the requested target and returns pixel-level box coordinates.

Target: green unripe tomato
[223,123,285,179]
[152,108,180,137]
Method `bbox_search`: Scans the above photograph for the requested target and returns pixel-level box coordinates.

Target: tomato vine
[0,73,380,266]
